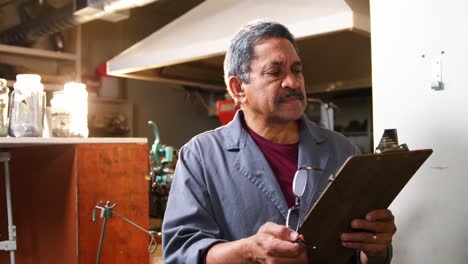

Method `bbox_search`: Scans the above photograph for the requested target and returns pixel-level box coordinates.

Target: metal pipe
[95,218,108,264]
[1,152,15,264]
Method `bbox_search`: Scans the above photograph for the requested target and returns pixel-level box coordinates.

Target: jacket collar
[221,110,331,219]
[221,110,329,149]
[220,110,245,151]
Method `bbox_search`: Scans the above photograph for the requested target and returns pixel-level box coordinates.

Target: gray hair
[223,21,299,100]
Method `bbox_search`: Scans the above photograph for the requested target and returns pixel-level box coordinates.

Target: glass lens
[292,169,308,197]
[286,207,300,231]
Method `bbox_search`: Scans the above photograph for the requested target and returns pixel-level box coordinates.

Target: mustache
[276,88,305,103]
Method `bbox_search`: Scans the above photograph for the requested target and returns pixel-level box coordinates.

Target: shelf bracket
[0,236,17,251]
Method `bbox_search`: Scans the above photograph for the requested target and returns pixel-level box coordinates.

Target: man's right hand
[248,221,308,263]
[206,222,308,264]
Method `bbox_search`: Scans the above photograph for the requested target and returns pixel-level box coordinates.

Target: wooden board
[300,149,433,263]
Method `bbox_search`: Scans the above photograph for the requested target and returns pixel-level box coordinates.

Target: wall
[371,0,468,263]
[126,79,221,148]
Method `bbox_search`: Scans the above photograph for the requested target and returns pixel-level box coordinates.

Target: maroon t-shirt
[202,122,299,263]
[244,123,298,208]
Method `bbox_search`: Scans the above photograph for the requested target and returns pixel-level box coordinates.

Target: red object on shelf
[216,99,239,125]
[96,61,112,77]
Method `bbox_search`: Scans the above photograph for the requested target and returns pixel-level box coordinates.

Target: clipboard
[299,149,433,263]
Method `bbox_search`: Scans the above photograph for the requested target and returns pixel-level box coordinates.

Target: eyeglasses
[286,165,333,250]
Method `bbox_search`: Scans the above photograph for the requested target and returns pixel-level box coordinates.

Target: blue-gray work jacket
[162,110,360,263]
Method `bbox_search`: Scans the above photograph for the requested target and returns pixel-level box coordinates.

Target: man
[162,21,396,263]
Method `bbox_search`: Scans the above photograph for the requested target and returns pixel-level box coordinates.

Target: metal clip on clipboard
[375,129,409,153]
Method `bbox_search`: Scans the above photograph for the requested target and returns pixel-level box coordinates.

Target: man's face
[239,37,307,124]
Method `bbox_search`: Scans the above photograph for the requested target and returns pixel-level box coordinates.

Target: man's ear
[228,76,246,104]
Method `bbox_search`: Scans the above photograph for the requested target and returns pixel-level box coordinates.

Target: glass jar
[9,74,45,137]
[50,91,71,137]
[0,78,9,136]
[64,82,88,138]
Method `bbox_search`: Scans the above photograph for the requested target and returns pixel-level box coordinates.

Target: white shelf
[0,137,147,148]
[0,44,77,61]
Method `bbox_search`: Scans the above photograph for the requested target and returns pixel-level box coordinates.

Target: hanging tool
[92,201,157,264]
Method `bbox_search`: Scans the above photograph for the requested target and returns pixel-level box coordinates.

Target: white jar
[9,74,45,137]
[64,82,88,138]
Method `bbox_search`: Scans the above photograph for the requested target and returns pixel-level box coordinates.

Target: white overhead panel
[108,0,371,92]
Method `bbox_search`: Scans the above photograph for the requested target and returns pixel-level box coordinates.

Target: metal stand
[0,152,16,264]
[92,201,157,264]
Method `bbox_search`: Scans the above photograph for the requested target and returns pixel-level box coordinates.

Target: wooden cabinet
[0,140,149,264]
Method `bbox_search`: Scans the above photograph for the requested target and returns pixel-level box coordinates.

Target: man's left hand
[340,209,397,262]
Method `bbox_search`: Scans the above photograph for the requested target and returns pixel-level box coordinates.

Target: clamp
[92,201,157,264]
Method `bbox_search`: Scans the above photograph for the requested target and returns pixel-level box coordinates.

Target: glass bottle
[0,78,9,136]
[9,74,45,137]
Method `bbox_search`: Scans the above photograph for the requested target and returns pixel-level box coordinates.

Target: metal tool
[92,201,157,264]
[0,152,16,264]
[148,120,175,170]
[148,121,177,218]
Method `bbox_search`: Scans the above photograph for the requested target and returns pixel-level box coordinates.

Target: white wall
[371,0,468,263]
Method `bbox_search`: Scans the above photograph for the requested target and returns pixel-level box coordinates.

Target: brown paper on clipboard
[299,149,433,263]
